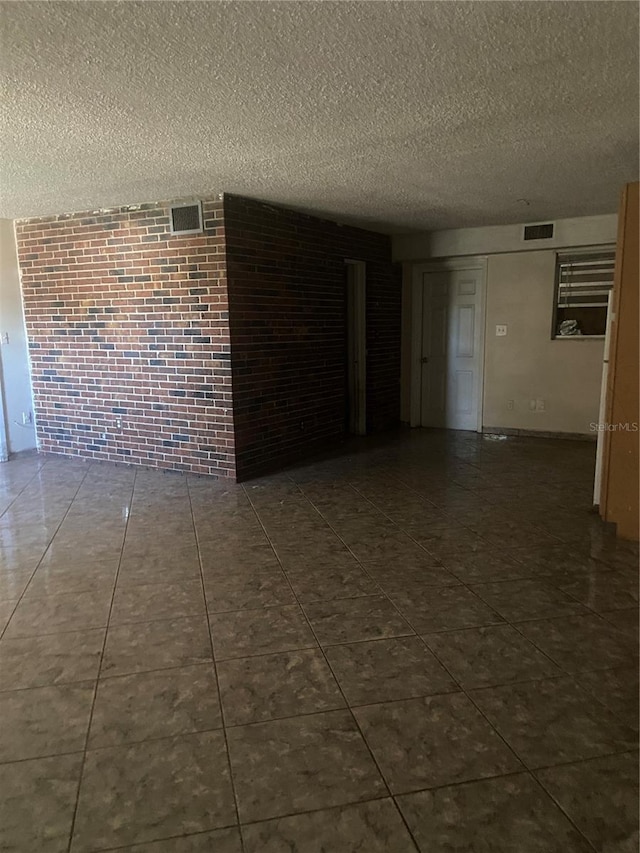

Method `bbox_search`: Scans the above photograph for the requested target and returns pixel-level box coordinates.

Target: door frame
[344,259,367,435]
[0,355,8,461]
[410,257,488,432]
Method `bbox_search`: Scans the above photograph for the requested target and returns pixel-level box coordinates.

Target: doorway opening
[410,261,486,431]
[344,260,367,435]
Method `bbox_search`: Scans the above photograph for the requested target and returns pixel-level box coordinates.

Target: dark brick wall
[16,193,401,480]
[15,199,235,477]
[224,194,401,480]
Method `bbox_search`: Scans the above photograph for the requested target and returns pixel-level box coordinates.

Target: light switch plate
[496,324,507,336]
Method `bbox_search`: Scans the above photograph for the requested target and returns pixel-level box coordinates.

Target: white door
[420,267,484,431]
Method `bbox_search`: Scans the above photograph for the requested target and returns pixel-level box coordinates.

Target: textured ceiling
[1,1,638,231]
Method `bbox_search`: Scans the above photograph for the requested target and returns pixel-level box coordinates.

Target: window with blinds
[554,250,616,337]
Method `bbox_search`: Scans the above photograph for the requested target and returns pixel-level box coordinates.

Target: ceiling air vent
[169,201,203,235]
[523,222,554,241]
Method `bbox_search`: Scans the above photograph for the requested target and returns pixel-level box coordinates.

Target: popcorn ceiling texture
[1,2,638,231]
[15,195,400,480]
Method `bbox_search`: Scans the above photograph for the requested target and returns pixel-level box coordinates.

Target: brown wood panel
[600,182,639,540]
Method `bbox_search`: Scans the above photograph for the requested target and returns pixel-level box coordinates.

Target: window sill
[552,335,605,340]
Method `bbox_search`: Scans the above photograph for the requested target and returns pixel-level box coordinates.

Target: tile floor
[0,429,638,852]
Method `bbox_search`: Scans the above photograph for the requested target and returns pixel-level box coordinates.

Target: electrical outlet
[507,400,514,411]
[536,398,545,411]
[496,324,507,336]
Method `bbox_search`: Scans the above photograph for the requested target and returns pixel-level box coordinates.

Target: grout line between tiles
[64,464,137,853]
[0,462,96,644]
[243,478,424,853]
[186,474,246,853]
[0,455,49,522]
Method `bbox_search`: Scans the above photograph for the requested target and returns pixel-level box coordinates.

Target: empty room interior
[0,2,639,852]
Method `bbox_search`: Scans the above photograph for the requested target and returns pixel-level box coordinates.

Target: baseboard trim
[482,426,596,442]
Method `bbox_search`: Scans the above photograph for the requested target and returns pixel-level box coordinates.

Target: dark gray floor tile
[110,581,206,625]
[71,731,236,852]
[412,525,488,553]
[89,664,221,747]
[2,429,636,853]
[117,548,202,586]
[0,571,33,602]
[44,540,122,567]
[4,591,111,638]
[121,540,198,564]
[276,551,362,573]
[325,636,457,705]
[285,564,378,602]
[342,531,432,563]
[573,665,639,730]
[218,648,344,725]
[0,628,105,689]
[210,605,316,660]
[274,540,350,561]
[471,677,638,768]
[303,595,413,645]
[0,753,83,853]
[226,709,386,822]
[601,607,640,644]
[438,550,532,584]
[392,586,504,634]
[326,518,396,541]
[509,545,610,578]
[204,570,295,611]
[361,561,459,594]
[553,569,639,613]
[593,544,640,572]
[482,522,562,550]
[242,798,416,853]
[123,829,243,852]
[424,625,561,689]
[0,599,18,632]
[536,752,639,852]
[199,525,269,548]
[24,562,117,597]
[200,542,280,573]
[0,682,94,762]
[469,579,587,622]
[397,773,592,853]
[102,617,212,677]
[353,693,521,793]
[516,614,637,672]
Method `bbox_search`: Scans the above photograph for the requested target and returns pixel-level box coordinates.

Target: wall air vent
[523,222,554,241]
[169,201,203,235]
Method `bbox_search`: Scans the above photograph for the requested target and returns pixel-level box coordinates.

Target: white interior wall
[0,219,36,455]
[395,214,616,435]
[393,214,618,261]
[483,251,605,434]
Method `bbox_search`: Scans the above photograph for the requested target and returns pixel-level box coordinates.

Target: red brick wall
[15,199,235,477]
[224,194,401,480]
[16,193,401,481]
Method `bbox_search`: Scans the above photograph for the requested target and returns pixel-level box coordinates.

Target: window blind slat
[556,251,615,309]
